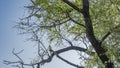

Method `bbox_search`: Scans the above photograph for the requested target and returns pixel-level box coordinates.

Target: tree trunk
[82,0,114,68]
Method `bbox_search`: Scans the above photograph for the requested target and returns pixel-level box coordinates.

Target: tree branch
[32,46,89,66]
[4,46,89,67]
[35,46,88,65]
[39,18,70,28]
[59,33,73,46]
[100,32,111,44]
[66,11,85,28]
[100,23,120,43]
[54,52,84,68]
[12,49,24,63]
[81,0,114,68]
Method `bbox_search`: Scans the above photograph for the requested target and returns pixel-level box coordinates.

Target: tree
[4,0,120,68]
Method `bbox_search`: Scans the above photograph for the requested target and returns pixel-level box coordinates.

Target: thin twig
[54,51,84,68]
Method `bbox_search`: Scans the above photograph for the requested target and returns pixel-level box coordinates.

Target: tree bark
[82,0,114,68]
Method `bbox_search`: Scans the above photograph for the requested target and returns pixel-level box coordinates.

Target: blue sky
[0,0,80,68]
[0,0,32,68]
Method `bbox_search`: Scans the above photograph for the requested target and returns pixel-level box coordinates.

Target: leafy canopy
[17,0,120,68]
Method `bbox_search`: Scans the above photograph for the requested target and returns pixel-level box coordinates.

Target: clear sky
[0,0,80,68]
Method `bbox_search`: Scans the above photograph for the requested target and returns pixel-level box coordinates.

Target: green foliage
[90,0,120,39]
[19,0,120,67]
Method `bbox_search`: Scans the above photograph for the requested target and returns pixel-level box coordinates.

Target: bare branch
[80,36,89,49]
[56,46,87,54]
[37,63,40,68]
[54,51,84,68]
[30,0,35,5]
[33,46,87,67]
[32,31,50,61]
[32,65,35,68]
[23,8,41,19]
[12,49,24,63]
[4,46,87,67]
[3,60,21,65]
[59,33,73,46]
[12,65,21,68]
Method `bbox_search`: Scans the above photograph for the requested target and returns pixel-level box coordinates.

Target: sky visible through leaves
[0,0,80,68]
